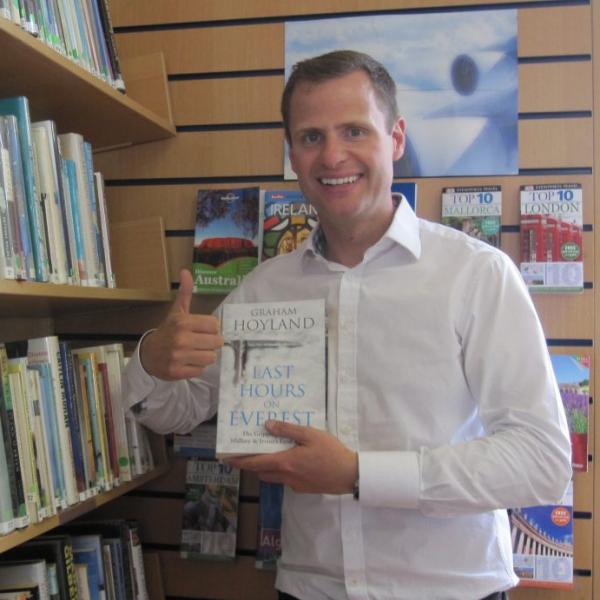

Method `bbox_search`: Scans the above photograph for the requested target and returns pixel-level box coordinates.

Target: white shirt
[124,198,571,600]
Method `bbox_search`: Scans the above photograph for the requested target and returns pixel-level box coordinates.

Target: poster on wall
[284,9,518,179]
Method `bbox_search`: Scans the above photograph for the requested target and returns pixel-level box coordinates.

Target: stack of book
[0,519,150,600]
[0,0,125,91]
[0,338,155,533]
[0,95,115,287]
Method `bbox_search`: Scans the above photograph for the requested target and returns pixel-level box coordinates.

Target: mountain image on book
[192,188,260,294]
[216,299,327,458]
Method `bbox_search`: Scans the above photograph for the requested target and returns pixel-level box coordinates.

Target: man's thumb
[173,269,194,314]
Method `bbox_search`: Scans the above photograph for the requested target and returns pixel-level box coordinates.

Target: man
[124,50,571,600]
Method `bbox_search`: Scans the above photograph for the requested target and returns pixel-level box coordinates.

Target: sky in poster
[284,9,518,178]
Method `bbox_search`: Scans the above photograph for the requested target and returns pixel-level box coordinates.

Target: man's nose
[319,136,346,168]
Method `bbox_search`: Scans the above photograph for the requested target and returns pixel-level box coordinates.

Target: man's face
[288,70,405,231]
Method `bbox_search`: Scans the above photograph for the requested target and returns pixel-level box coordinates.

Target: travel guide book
[192,187,260,294]
[260,190,317,261]
[441,185,501,247]
[520,183,583,292]
[180,459,240,561]
[510,481,574,589]
[216,299,326,458]
[550,354,590,472]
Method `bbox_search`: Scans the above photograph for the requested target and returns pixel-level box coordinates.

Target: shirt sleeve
[122,331,219,435]
[360,252,572,515]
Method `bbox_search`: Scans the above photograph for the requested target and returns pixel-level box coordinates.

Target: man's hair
[281,49,399,142]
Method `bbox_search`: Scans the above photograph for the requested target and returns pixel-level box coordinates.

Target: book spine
[0,345,28,527]
[94,172,115,287]
[0,115,35,280]
[63,158,87,285]
[98,362,119,485]
[0,147,16,279]
[95,0,125,91]
[59,341,87,500]
[83,141,105,286]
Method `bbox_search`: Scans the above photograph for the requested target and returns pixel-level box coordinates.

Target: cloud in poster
[284,10,518,178]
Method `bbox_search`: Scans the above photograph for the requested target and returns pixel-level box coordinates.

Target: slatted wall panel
[87,1,595,598]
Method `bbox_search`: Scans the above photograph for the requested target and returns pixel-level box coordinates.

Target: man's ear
[391,117,406,161]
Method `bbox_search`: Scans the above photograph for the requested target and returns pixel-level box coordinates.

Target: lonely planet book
[216,299,326,458]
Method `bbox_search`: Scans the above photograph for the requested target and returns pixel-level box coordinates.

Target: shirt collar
[303,194,422,261]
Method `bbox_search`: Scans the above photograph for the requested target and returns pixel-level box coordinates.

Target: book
[216,298,327,458]
[441,185,501,247]
[173,423,217,459]
[510,480,574,589]
[550,354,590,473]
[260,190,317,261]
[2,536,77,600]
[520,184,583,292]
[0,115,36,280]
[27,337,79,507]
[391,181,417,212]
[0,561,50,600]
[192,187,261,294]
[180,459,240,560]
[255,482,284,570]
[0,123,16,280]
[93,173,116,287]
[0,344,29,528]
[0,97,49,282]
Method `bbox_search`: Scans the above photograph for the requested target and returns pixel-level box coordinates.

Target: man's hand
[140,269,224,380]
[227,421,358,495]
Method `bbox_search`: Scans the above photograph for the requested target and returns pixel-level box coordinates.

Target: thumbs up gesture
[139,269,224,380]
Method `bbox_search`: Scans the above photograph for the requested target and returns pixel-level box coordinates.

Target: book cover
[391,181,417,212]
[216,299,327,458]
[0,125,17,279]
[255,481,284,570]
[520,184,583,292]
[550,354,590,473]
[192,187,260,294]
[180,459,240,561]
[260,190,317,262]
[510,481,574,589]
[441,185,501,247]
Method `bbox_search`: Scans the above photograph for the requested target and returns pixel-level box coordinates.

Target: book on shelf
[0,114,36,281]
[70,535,104,600]
[173,423,217,459]
[58,133,102,287]
[255,481,284,570]
[550,354,590,473]
[2,535,78,600]
[391,181,417,212]
[0,560,50,600]
[510,480,574,589]
[520,183,583,293]
[27,336,79,507]
[0,122,17,280]
[93,172,116,288]
[441,185,501,247]
[181,459,240,561]
[0,97,49,282]
[192,187,261,294]
[0,344,29,529]
[31,121,71,285]
[0,0,127,91]
[216,298,327,458]
[260,190,317,262]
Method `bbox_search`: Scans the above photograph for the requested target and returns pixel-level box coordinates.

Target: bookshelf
[0,17,175,149]
[0,9,174,559]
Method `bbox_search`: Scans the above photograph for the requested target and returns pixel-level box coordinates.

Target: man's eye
[347,127,365,138]
[302,132,321,145]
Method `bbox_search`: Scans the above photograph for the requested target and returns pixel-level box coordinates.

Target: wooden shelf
[0,464,170,554]
[0,279,173,317]
[0,18,176,149]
